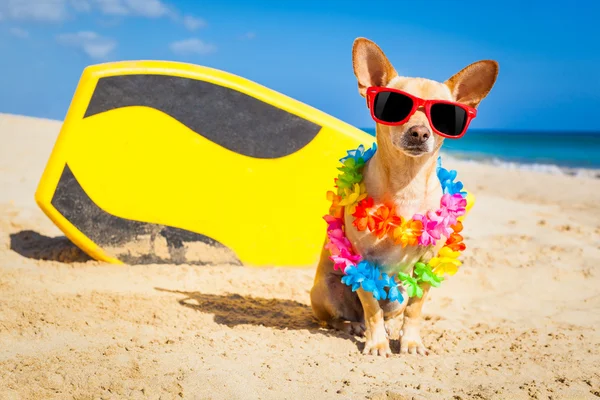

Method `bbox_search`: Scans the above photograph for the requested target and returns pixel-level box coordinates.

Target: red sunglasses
[366,86,477,139]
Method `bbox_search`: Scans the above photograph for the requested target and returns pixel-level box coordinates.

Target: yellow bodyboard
[35,61,373,267]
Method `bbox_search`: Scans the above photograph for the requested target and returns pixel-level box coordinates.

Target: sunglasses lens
[373,91,414,123]
[430,103,468,137]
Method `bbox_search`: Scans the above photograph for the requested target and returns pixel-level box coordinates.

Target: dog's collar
[323,144,471,303]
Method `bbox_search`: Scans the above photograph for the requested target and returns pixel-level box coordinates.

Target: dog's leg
[310,275,365,336]
[381,293,408,340]
[400,283,430,355]
[357,288,391,357]
[310,245,365,336]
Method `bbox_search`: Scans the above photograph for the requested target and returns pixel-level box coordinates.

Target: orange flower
[393,218,424,247]
[445,231,466,251]
[372,203,402,239]
[352,197,376,231]
[452,221,463,233]
[446,222,466,251]
[326,191,344,219]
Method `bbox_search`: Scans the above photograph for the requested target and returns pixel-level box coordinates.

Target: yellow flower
[429,246,462,276]
[457,191,475,223]
[338,183,367,214]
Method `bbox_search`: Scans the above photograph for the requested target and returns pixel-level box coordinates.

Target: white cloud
[0,0,209,38]
[170,38,216,55]
[93,0,128,15]
[125,0,171,18]
[94,0,171,18]
[56,31,117,59]
[69,0,92,12]
[9,27,29,38]
[0,0,70,22]
[0,0,173,21]
[182,15,205,31]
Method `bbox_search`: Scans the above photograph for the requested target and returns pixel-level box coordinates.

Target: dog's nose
[406,125,430,143]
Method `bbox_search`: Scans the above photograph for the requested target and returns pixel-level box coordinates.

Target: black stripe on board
[84,74,322,159]
[51,164,241,266]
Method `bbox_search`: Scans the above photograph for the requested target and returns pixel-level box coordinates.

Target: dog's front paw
[384,317,402,340]
[363,326,391,357]
[400,328,429,356]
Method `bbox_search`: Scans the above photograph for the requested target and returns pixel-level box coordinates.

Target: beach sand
[1,112,599,400]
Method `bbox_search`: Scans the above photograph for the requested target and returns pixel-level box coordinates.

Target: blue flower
[442,178,465,197]
[341,260,404,303]
[437,157,467,197]
[340,143,377,164]
[361,266,388,301]
[341,261,369,291]
[387,279,404,303]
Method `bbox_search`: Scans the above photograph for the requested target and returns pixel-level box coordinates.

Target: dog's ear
[445,60,499,108]
[352,38,397,98]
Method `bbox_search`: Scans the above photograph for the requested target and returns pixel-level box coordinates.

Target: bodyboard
[35,61,373,267]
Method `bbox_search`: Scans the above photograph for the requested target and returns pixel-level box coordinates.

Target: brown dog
[310,37,498,357]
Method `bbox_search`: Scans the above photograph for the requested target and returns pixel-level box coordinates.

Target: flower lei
[323,144,469,303]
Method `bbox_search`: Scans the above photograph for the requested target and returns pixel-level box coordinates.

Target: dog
[310,37,498,357]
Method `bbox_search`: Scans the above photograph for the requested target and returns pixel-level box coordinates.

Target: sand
[1,112,599,400]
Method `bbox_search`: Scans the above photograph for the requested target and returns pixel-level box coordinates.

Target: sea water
[362,128,600,175]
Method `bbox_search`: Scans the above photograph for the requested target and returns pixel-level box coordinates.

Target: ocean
[361,128,600,176]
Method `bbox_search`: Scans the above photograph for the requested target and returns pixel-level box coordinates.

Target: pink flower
[324,215,343,231]
[323,215,352,256]
[414,210,453,246]
[323,214,361,271]
[439,194,467,226]
[413,213,440,246]
[330,248,362,272]
[435,213,454,238]
[325,228,350,255]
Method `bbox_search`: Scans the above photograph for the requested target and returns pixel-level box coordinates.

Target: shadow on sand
[155,287,365,346]
[9,230,92,263]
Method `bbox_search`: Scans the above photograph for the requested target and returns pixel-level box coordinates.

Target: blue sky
[0,0,599,130]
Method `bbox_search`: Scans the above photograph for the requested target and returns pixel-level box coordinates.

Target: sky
[0,0,599,131]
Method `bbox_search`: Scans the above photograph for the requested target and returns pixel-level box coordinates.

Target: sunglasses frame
[366,86,477,139]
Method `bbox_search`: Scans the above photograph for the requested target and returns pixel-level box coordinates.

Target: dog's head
[352,38,498,158]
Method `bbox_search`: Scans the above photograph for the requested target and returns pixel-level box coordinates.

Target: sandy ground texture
[1,112,600,400]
